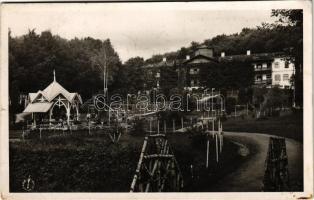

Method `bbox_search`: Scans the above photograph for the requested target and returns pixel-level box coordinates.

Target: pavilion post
[66,102,70,126]
[76,105,79,121]
[49,109,52,126]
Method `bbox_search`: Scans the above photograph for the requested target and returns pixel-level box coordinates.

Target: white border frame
[0,1,312,199]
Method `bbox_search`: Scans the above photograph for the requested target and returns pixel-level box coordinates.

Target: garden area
[9,129,247,192]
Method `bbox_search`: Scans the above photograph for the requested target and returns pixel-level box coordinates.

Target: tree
[160,66,178,97]
[271,9,303,107]
[124,57,145,93]
[9,30,123,117]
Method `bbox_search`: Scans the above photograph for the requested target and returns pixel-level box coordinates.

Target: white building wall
[271,57,295,89]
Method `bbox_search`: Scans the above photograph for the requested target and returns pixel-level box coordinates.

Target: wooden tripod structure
[263,137,290,191]
[130,134,184,192]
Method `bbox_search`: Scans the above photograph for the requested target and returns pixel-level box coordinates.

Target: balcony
[254,78,272,85]
[254,67,271,72]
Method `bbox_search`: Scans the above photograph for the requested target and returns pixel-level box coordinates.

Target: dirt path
[210,132,303,192]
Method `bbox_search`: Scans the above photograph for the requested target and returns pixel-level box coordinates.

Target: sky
[3,3,277,62]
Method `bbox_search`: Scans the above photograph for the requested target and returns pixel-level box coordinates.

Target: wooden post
[108,110,111,126]
[157,120,160,134]
[88,120,91,135]
[206,138,209,168]
[181,117,183,129]
[235,106,237,118]
[150,120,152,135]
[39,126,42,139]
[164,120,166,134]
[172,119,175,132]
[215,133,219,163]
[22,127,25,141]
[212,120,215,138]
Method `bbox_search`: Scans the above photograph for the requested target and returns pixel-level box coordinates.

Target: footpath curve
[210,132,303,192]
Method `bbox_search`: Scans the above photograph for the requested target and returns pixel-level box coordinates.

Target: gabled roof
[29,93,38,102]
[29,80,82,104]
[23,102,53,113]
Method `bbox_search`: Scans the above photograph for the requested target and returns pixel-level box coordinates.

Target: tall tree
[271,9,303,107]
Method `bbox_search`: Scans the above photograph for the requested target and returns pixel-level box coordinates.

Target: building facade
[271,57,295,89]
[141,45,295,93]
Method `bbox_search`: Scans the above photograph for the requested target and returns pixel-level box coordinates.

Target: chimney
[221,52,225,57]
[247,50,251,56]
[163,57,167,62]
[186,55,190,60]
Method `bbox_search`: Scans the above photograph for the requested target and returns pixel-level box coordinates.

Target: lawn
[9,130,245,192]
[223,110,303,142]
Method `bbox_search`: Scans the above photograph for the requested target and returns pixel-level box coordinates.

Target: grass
[223,110,303,142]
[9,130,244,192]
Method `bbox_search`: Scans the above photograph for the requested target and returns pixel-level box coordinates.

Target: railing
[255,79,272,84]
[254,68,271,71]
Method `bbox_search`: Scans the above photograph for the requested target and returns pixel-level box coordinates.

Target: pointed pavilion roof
[28,71,82,104]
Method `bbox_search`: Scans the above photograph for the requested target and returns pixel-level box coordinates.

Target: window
[274,62,279,68]
[285,61,289,68]
[191,80,194,86]
[266,74,271,79]
[262,63,267,68]
[262,74,267,80]
[256,75,262,81]
[274,74,281,81]
[283,74,289,81]
[190,68,199,74]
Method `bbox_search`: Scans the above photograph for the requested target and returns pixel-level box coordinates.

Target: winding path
[210,132,303,192]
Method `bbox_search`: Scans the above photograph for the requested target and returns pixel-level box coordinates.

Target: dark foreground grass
[9,131,244,192]
[223,111,303,142]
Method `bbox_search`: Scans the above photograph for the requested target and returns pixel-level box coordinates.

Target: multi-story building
[141,45,295,92]
[271,57,295,89]
[183,45,219,90]
[220,51,295,89]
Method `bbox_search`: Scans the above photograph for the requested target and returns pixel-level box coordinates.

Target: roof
[142,60,175,69]
[183,54,218,64]
[28,80,82,104]
[219,52,285,63]
[23,102,53,113]
[15,112,32,123]
[197,44,211,49]
[29,93,38,102]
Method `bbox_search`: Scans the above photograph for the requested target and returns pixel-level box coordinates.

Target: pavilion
[23,70,82,126]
